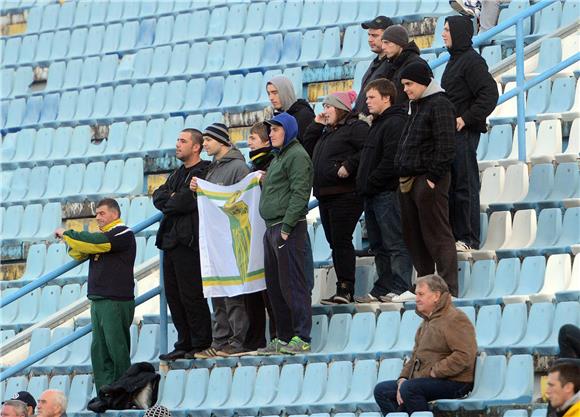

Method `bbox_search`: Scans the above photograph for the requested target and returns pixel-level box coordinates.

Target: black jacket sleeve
[295,107,316,143]
[302,121,325,158]
[461,59,499,127]
[152,170,198,215]
[342,121,368,174]
[152,178,173,211]
[427,102,456,183]
[367,119,404,188]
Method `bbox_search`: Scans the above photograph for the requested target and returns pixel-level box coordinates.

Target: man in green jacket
[258,112,313,355]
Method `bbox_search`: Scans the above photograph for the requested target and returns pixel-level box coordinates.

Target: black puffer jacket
[303,114,368,198]
[276,99,315,144]
[354,56,392,115]
[357,105,408,195]
[386,41,431,105]
[153,160,210,250]
[395,80,456,183]
[441,16,499,133]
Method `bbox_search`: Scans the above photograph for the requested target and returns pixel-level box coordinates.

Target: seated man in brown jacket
[374,274,477,414]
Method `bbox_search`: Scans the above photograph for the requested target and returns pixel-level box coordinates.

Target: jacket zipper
[398,101,419,166]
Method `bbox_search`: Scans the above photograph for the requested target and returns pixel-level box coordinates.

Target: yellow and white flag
[197,172,267,298]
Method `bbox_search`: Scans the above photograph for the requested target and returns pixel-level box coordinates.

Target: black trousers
[263,221,312,342]
[244,290,276,349]
[558,324,580,359]
[449,129,481,248]
[163,245,212,351]
[318,192,363,293]
[399,173,458,296]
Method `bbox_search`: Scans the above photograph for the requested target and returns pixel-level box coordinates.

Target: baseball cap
[361,15,394,30]
[4,391,37,409]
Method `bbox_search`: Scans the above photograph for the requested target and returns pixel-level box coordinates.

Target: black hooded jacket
[441,16,499,133]
[354,55,393,115]
[276,99,315,144]
[386,41,430,105]
[357,105,408,195]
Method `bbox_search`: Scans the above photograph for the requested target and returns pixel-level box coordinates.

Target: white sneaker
[455,241,472,252]
[378,292,398,302]
[391,291,416,303]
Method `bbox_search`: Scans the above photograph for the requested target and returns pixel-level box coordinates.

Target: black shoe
[159,349,187,361]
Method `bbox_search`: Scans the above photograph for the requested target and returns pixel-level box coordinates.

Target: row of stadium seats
[480,162,580,211]
[1,68,302,132]
[0,202,60,242]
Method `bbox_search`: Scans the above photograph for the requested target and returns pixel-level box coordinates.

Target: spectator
[395,61,458,296]
[190,123,251,358]
[55,199,136,391]
[257,113,313,355]
[374,275,477,414]
[4,392,36,417]
[546,361,580,417]
[144,405,171,417]
[442,16,498,251]
[153,128,212,361]
[266,76,315,143]
[559,324,580,359]
[381,25,430,105]
[303,91,367,304]
[355,79,413,303]
[354,16,395,114]
[36,391,66,417]
[1,400,28,417]
[450,0,511,33]
[245,121,276,350]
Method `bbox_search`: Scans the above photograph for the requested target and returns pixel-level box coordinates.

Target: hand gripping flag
[196,172,267,297]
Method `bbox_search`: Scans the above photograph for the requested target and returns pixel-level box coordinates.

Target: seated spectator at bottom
[6,392,36,417]
[546,361,580,417]
[1,400,28,417]
[144,405,172,417]
[36,390,67,417]
[559,324,580,359]
[374,274,476,414]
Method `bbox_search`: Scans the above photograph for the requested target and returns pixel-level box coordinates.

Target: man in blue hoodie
[257,113,314,355]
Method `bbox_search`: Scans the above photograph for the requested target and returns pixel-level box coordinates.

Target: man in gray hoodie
[189,122,251,358]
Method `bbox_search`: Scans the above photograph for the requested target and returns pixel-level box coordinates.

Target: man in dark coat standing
[441,16,499,251]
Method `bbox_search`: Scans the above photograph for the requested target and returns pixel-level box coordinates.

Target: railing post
[515,18,527,162]
[159,250,168,356]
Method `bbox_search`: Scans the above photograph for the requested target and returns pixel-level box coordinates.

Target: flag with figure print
[197,172,266,298]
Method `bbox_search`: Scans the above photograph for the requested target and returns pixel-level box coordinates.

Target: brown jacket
[399,292,477,383]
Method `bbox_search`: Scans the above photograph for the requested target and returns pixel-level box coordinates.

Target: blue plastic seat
[66,374,93,413]
[190,9,211,39]
[475,304,501,348]
[84,25,105,56]
[50,30,70,61]
[26,166,49,201]
[261,0,284,32]
[285,362,328,414]
[189,366,233,414]
[311,361,356,413]
[11,128,36,166]
[19,243,46,282]
[381,310,423,358]
[173,368,210,413]
[510,302,554,354]
[2,37,21,67]
[200,76,224,110]
[7,167,31,202]
[121,0,141,21]
[524,79,551,120]
[277,32,299,66]
[204,40,227,73]
[539,76,576,117]
[15,287,41,326]
[485,354,533,406]
[68,28,88,58]
[480,258,520,304]
[515,209,562,257]
[455,259,496,306]
[53,90,77,125]
[235,364,280,416]
[144,81,167,116]
[22,95,43,126]
[356,311,399,360]
[495,1,531,42]
[513,164,555,210]
[123,120,147,155]
[12,66,33,97]
[539,163,580,208]
[150,46,171,79]
[481,303,528,354]
[2,205,24,240]
[48,375,70,396]
[535,301,580,355]
[26,375,48,400]
[319,26,341,62]
[171,12,192,43]
[58,284,81,310]
[480,124,512,164]
[89,86,113,121]
[4,98,26,130]
[45,62,65,92]
[167,44,189,78]
[259,363,304,415]
[74,88,96,122]
[186,42,209,74]
[243,2,266,33]
[158,369,186,408]
[154,15,174,45]
[224,3,247,36]
[533,0,562,36]
[541,207,580,255]
[56,1,75,29]
[73,0,91,27]
[531,409,548,417]
[1,69,14,98]
[3,376,29,399]
[223,38,244,72]
[299,30,322,64]
[26,6,43,33]
[118,158,144,196]
[207,6,228,38]
[131,324,160,363]
[211,366,258,417]
[331,312,376,361]
[33,326,72,370]
[143,118,165,151]
[101,22,122,54]
[61,59,84,90]
[134,18,154,49]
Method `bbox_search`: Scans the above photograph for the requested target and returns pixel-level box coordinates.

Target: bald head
[37,391,66,417]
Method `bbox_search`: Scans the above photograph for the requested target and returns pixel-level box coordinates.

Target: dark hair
[250,122,269,143]
[96,198,121,217]
[364,78,398,102]
[181,128,203,149]
[549,361,580,392]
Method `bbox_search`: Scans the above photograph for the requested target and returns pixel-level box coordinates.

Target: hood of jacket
[268,76,297,112]
[270,112,299,148]
[392,41,421,68]
[407,79,446,114]
[445,15,474,55]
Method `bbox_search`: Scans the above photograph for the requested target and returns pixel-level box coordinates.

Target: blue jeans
[374,378,473,414]
[364,191,413,296]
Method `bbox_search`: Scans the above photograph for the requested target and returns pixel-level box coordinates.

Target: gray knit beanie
[382,25,409,47]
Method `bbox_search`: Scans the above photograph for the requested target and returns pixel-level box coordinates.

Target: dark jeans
[558,324,580,359]
[244,290,276,350]
[365,191,413,296]
[163,245,212,352]
[374,378,473,414]
[264,221,312,342]
[319,192,363,293]
[399,173,458,296]
[449,129,481,248]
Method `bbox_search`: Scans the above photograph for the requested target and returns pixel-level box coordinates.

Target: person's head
[547,361,580,409]
[247,122,270,151]
[143,405,171,417]
[1,401,28,417]
[381,25,409,59]
[266,76,297,112]
[265,113,298,149]
[364,78,397,116]
[361,16,394,56]
[443,16,474,50]
[95,198,121,229]
[5,392,36,417]
[321,90,357,126]
[400,60,433,101]
[203,123,231,158]
[415,274,449,315]
[176,128,203,164]
[36,391,67,417]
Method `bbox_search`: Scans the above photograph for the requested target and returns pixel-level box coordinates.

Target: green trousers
[90,298,135,391]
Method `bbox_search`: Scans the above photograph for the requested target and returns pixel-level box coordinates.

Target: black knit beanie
[399,61,432,87]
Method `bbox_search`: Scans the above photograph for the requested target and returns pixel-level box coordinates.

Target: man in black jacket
[395,61,459,296]
[442,16,499,251]
[152,128,212,361]
[354,15,394,115]
[355,78,413,303]
[382,25,430,105]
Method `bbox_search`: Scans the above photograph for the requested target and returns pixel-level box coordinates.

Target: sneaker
[391,291,416,303]
[280,336,311,355]
[256,338,287,355]
[449,0,476,17]
[354,293,380,303]
[217,344,251,357]
[378,292,398,303]
[320,292,353,305]
[194,347,222,359]
[455,241,472,252]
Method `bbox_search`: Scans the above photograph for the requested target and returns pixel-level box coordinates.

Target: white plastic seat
[529,254,572,303]
[471,211,512,260]
[530,120,563,164]
[479,166,505,211]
